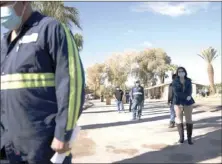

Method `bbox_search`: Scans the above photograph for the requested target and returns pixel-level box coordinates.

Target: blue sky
[66,2,221,85]
[1,2,221,85]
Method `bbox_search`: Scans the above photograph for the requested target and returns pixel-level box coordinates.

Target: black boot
[169,121,175,128]
[176,123,184,143]
[186,123,193,145]
[172,121,175,127]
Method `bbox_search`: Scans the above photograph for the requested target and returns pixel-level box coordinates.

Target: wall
[163,85,169,100]
[192,84,197,97]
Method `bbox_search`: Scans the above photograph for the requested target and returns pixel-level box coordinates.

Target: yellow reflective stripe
[1,80,55,90]
[1,73,54,82]
[70,31,83,128]
[62,24,76,130]
[62,24,84,130]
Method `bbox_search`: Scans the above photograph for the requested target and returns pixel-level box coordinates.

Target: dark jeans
[129,99,132,112]
[132,100,143,119]
[126,96,130,103]
[0,143,72,164]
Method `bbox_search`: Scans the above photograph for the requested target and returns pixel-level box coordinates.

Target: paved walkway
[72,100,222,163]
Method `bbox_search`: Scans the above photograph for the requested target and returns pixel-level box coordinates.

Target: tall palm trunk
[207,63,216,94]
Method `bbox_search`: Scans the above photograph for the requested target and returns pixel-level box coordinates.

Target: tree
[105,53,130,89]
[135,48,171,86]
[32,1,83,51]
[198,47,218,94]
[152,48,171,84]
[74,33,83,51]
[86,63,105,96]
[167,64,179,76]
[134,49,154,87]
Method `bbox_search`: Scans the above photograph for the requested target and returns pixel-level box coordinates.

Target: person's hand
[51,137,71,154]
[187,96,191,101]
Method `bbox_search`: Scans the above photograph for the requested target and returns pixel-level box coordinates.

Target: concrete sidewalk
[72,100,222,163]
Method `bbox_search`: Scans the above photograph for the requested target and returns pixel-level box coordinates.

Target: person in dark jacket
[168,74,177,128]
[0,2,85,163]
[131,80,144,120]
[129,90,133,112]
[125,91,130,104]
[114,87,124,113]
[172,67,195,145]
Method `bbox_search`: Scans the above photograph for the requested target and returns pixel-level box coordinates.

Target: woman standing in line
[172,67,195,145]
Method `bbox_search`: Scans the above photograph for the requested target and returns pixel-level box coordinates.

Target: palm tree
[32,2,83,51]
[198,47,218,94]
[167,64,179,76]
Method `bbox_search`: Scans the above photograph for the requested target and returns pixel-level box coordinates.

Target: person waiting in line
[168,74,177,128]
[172,67,195,145]
[114,86,124,113]
[129,89,133,112]
[125,91,130,104]
[131,80,144,120]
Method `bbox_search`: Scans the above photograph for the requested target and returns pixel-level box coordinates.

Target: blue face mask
[1,2,24,30]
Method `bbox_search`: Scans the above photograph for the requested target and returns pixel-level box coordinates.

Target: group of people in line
[114,67,195,145]
[0,1,196,163]
[114,80,144,120]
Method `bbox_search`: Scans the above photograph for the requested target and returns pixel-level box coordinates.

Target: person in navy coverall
[131,80,144,120]
[172,67,195,145]
[0,1,85,163]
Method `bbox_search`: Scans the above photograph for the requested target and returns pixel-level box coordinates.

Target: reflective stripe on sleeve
[1,73,54,83]
[1,73,55,90]
[70,31,83,129]
[62,24,83,131]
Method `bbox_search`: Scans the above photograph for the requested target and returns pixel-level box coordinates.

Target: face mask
[178,72,185,77]
[1,2,27,30]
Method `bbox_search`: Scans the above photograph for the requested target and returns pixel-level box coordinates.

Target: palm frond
[31,1,84,51]
[198,47,218,63]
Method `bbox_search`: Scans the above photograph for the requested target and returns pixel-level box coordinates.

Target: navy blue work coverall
[131,86,144,119]
[0,11,85,164]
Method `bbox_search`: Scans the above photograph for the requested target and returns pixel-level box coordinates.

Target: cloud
[124,29,134,35]
[131,2,210,17]
[141,41,152,47]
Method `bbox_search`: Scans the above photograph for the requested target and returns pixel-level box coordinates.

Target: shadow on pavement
[83,102,94,110]
[90,104,118,108]
[194,115,222,129]
[87,103,206,114]
[113,115,222,163]
[142,111,169,116]
[210,105,222,112]
[81,110,206,130]
[83,110,117,114]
